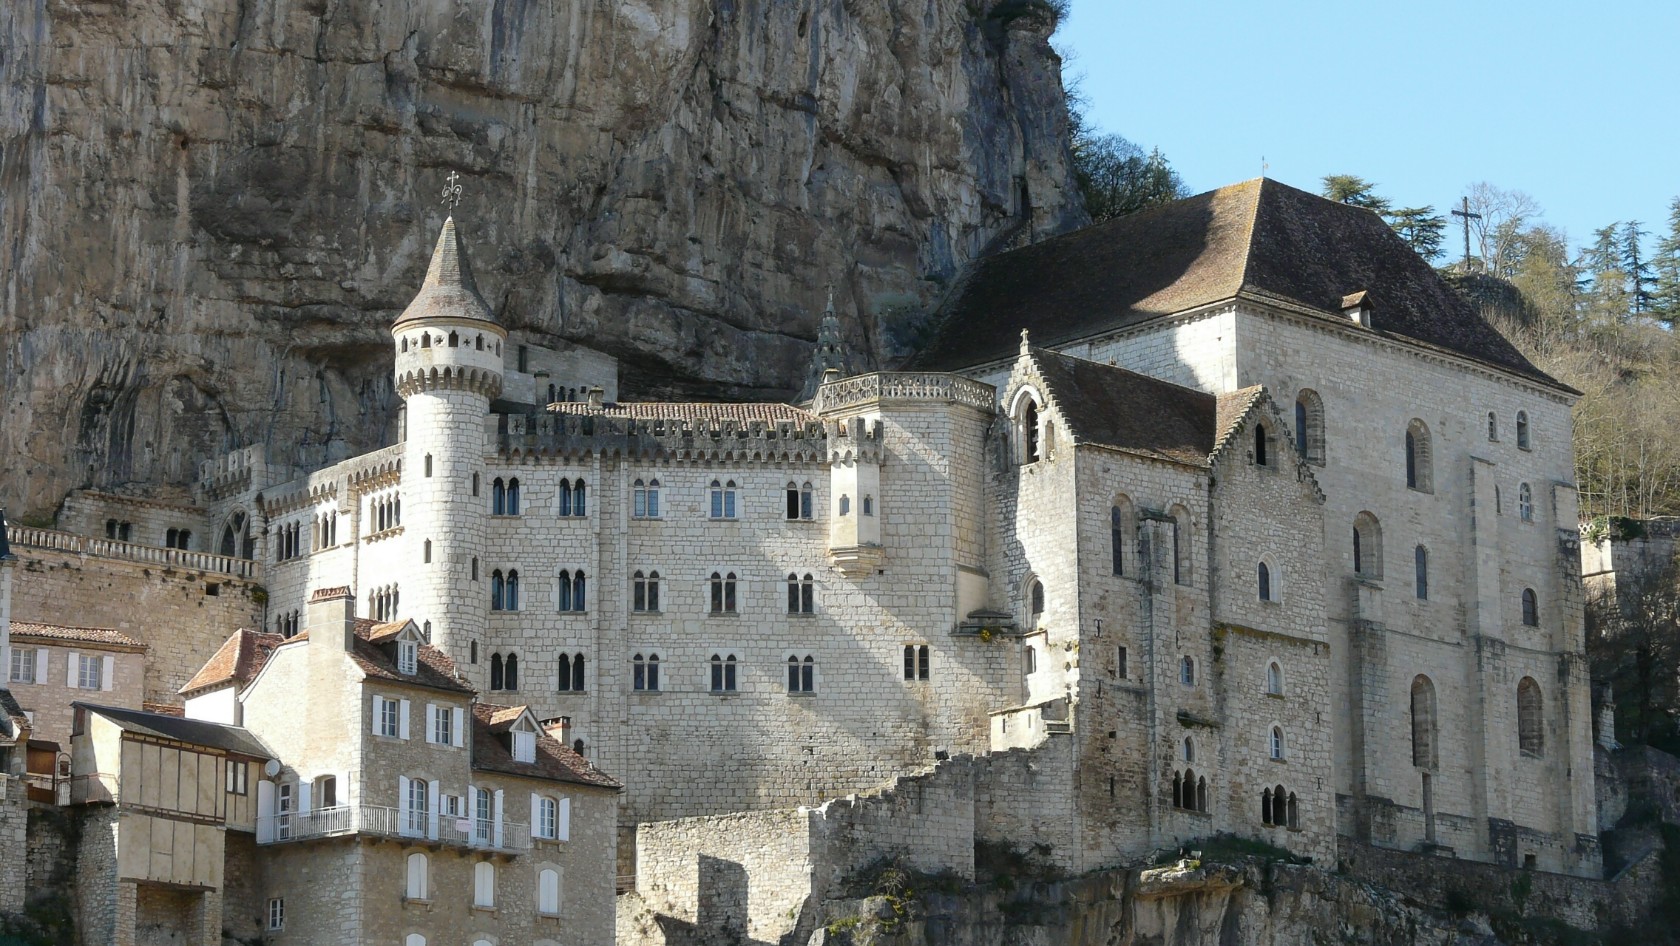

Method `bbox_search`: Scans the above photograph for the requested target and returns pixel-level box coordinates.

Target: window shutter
[452,708,465,748]
[256,780,275,843]
[427,780,440,840]
[530,792,541,837]
[397,775,410,829]
[493,789,504,848]
[101,655,114,691]
[425,704,437,743]
[398,699,411,740]
[371,696,384,736]
[298,781,312,817]
[66,651,79,688]
[35,649,48,684]
[558,796,571,841]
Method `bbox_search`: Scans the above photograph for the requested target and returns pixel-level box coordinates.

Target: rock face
[0,0,1083,519]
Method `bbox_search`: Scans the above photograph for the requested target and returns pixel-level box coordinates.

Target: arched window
[448,330,459,348]
[710,654,738,692]
[787,481,815,520]
[1518,677,1544,757]
[1024,645,1037,675]
[1414,545,1429,600]
[472,472,480,497]
[492,477,507,515]
[1266,661,1283,696]
[571,479,587,516]
[1029,580,1045,627]
[1411,675,1438,770]
[1287,791,1299,829]
[1180,655,1196,686]
[506,570,520,611]
[1516,411,1531,450]
[473,861,495,908]
[1294,389,1325,464]
[709,480,737,519]
[1023,400,1041,463]
[406,852,429,900]
[470,640,478,664]
[787,655,815,693]
[538,866,562,915]
[1519,483,1534,522]
[710,572,737,613]
[489,653,504,690]
[633,478,661,518]
[506,477,521,515]
[1262,787,1274,826]
[1254,422,1269,467]
[633,653,661,691]
[838,494,851,516]
[1197,776,1208,813]
[1521,588,1539,627]
[787,573,815,614]
[406,935,426,946]
[1257,562,1272,601]
[862,494,874,516]
[1353,512,1383,579]
[1488,412,1499,442]
[570,570,585,611]
[904,645,930,681]
[505,653,519,690]
[1110,499,1131,576]
[1169,504,1192,586]
[633,570,661,612]
[421,333,431,349]
[1405,419,1432,492]
[491,570,506,610]
[558,653,585,692]
[1182,736,1195,763]
[558,478,573,517]
[1270,726,1286,760]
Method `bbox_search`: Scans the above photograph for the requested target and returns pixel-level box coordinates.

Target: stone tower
[391,218,506,675]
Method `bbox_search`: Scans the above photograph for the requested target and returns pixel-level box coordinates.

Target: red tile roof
[179,629,287,697]
[470,703,620,790]
[9,622,145,652]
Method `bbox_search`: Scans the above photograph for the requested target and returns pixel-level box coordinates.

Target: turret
[392,218,506,673]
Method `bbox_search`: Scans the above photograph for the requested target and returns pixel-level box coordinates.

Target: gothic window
[1516,411,1531,450]
[709,572,737,613]
[903,645,930,681]
[1254,422,1269,466]
[1029,580,1045,628]
[1023,399,1041,463]
[558,653,586,692]
[1171,769,1209,813]
[1270,726,1286,760]
[1287,791,1299,829]
[448,331,459,348]
[1267,661,1283,696]
[1182,736,1194,763]
[472,472,480,497]
[1488,412,1499,442]
[787,573,815,614]
[787,655,815,694]
[709,480,738,520]
[710,654,738,693]
[491,570,505,609]
[786,482,815,520]
[493,477,507,515]
[1405,419,1433,492]
[1257,562,1273,602]
[1518,677,1544,756]
[557,570,586,612]
[633,570,661,612]
[633,653,661,692]
[1522,588,1539,627]
[505,654,519,691]
[1180,655,1196,687]
[1415,545,1429,600]
[490,653,505,691]
[1353,512,1383,579]
[558,478,587,517]
[1110,503,1127,576]
[1411,675,1438,769]
[1262,787,1274,826]
[1519,483,1534,522]
[633,479,661,518]
[505,570,521,610]
[862,494,875,516]
[838,494,851,516]
[1169,504,1192,586]
[506,478,521,515]
[1294,389,1325,464]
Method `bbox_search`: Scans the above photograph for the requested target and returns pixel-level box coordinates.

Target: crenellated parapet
[813,371,996,416]
[824,416,884,465]
[498,412,830,464]
[395,363,503,401]
[197,445,268,501]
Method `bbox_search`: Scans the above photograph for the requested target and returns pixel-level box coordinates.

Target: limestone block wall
[257,842,367,944]
[0,775,25,913]
[8,552,263,704]
[57,491,206,550]
[633,807,815,945]
[2,642,144,748]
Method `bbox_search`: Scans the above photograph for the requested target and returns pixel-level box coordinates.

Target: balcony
[256,805,531,853]
[9,525,260,580]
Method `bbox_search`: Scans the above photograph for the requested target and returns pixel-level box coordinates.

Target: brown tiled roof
[142,701,186,718]
[1027,347,1217,466]
[913,179,1558,387]
[10,622,145,652]
[393,217,499,328]
[1213,387,1268,459]
[547,401,814,425]
[179,629,286,696]
[253,620,472,695]
[76,702,273,759]
[470,703,621,790]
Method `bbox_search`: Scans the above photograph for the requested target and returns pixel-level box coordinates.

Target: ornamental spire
[393,215,498,329]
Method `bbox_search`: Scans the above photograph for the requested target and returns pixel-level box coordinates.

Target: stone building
[4,175,1603,933]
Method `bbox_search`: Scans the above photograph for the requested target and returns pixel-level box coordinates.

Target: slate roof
[179,629,286,697]
[10,622,146,652]
[547,401,815,425]
[394,216,498,328]
[470,703,621,790]
[75,702,274,759]
[913,179,1558,387]
[1026,347,1217,465]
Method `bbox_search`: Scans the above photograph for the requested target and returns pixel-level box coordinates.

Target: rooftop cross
[1450,196,1482,273]
[441,171,464,210]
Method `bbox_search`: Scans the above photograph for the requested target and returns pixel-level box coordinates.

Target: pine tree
[1388,206,1447,261]
[1652,197,1680,326]
[1620,221,1655,315]
[1320,175,1392,215]
[1581,224,1630,324]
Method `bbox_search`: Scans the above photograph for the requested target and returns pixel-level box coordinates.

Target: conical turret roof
[394,217,499,328]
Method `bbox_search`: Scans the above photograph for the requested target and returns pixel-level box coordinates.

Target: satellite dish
[263,759,281,778]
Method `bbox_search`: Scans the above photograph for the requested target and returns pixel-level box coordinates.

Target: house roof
[179,629,287,697]
[547,401,816,425]
[9,622,146,652]
[74,702,274,759]
[912,178,1559,388]
[1024,347,1218,466]
[393,217,499,329]
[469,703,621,790]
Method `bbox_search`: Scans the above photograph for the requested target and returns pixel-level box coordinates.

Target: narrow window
[558,570,573,612]
[862,494,874,516]
[1110,505,1125,576]
[1257,562,1272,601]
[1405,420,1432,492]
[571,654,585,692]
[634,653,661,692]
[1519,483,1534,522]
[1488,412,1499,441]
[405,851,430,901]
[919,645,930,680]
[1029,580,1045,626]
[1411,675,1438,769]
[1270,726,1286,760]
[633,479,648,518]
[647,479,661,518]
[1267,661,1283,695]
[448,330,458,348]
[786,482,801,520]
[423,539,432,564]
[572,479,587,516]
[904,645,930,680]
[1182,736,1194,762]
[473,861,495,909]
[787,656,816,694]
[507,569,521,610]
[1295,389,1324,463]
[1263,787,1274,826]
[472,472,480,497]
[710,654,738,692]
[472,557,479,581]
[1518,677,1544,756]
[1169,505,1192,586]
[1180,655,1195,686]
[493,477,507,515]
[800,482,814,520]
[507,477,521,515]
[559,478,573,517]
[491,653,505,691]
[1287,792,1299,829]
[558,654,574,691]
[1521,588,1539,627]
[1254,423,1268,466]
[1516,411,1531,450]
[1023,400,1041,462]
[538,867,561,915]
[268,898,285,931]
[1414,545,1429,600]
[505,653,519,691]
[1024,645,1037,675]
[1353,512,1383,578]
[839,494,851,516]
[1117,646,1128,679]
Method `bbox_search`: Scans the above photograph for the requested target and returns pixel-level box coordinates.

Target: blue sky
[1057,0,1679,254]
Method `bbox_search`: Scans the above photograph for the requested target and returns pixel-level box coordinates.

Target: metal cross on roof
[441,171,464,210]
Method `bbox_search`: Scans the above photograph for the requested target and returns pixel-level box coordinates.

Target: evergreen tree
[1071,133,1187,221]
[1320,175,1392,215]
[1388,206,1447,261]
[1649,198,1680,326]
[1581,224,1630,324]
[1620,221,1656,315]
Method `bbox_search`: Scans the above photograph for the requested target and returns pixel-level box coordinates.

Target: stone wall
[2,642,145,749]
[0,776,26,913]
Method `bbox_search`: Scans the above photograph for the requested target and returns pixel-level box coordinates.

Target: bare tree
[1588,548,1680,750]
[1466,182,1544,279]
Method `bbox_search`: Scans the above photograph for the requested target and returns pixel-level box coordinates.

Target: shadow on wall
[653,854,780,946]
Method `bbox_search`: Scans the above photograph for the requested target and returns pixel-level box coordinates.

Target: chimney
[306,587,356,653]
[542,715,573,746]
[1341,290,1373,328]
[586,387,604,410]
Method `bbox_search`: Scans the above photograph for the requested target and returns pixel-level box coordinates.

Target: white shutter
[558,796,571,841]
[101,655,114,691]
[427,780,440,840]
[66,651,79,688]
[256,781,275,843]
[371,696,384,736]
[493,789,504,848]
[398,699,411,740]
[397,775,410,832]
[424,704,437,744]
[35,649,48,685]
[451,707,465,748]
[298,781,312,817]
[530,793,541,838]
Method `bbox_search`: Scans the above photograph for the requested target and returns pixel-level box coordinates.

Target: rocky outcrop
[0,0,1083,519]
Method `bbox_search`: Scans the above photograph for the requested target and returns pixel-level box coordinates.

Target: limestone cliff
[0,0,1083,519]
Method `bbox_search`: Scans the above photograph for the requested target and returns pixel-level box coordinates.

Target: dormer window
[513,729,536,764]
[398,641,418,676]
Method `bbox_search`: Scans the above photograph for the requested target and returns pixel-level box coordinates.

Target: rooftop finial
[1020,328,1031,354]
[825,284,835,314]
[441,170,463,210]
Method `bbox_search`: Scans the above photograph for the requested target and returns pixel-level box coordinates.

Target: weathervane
[441,171,463,210]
